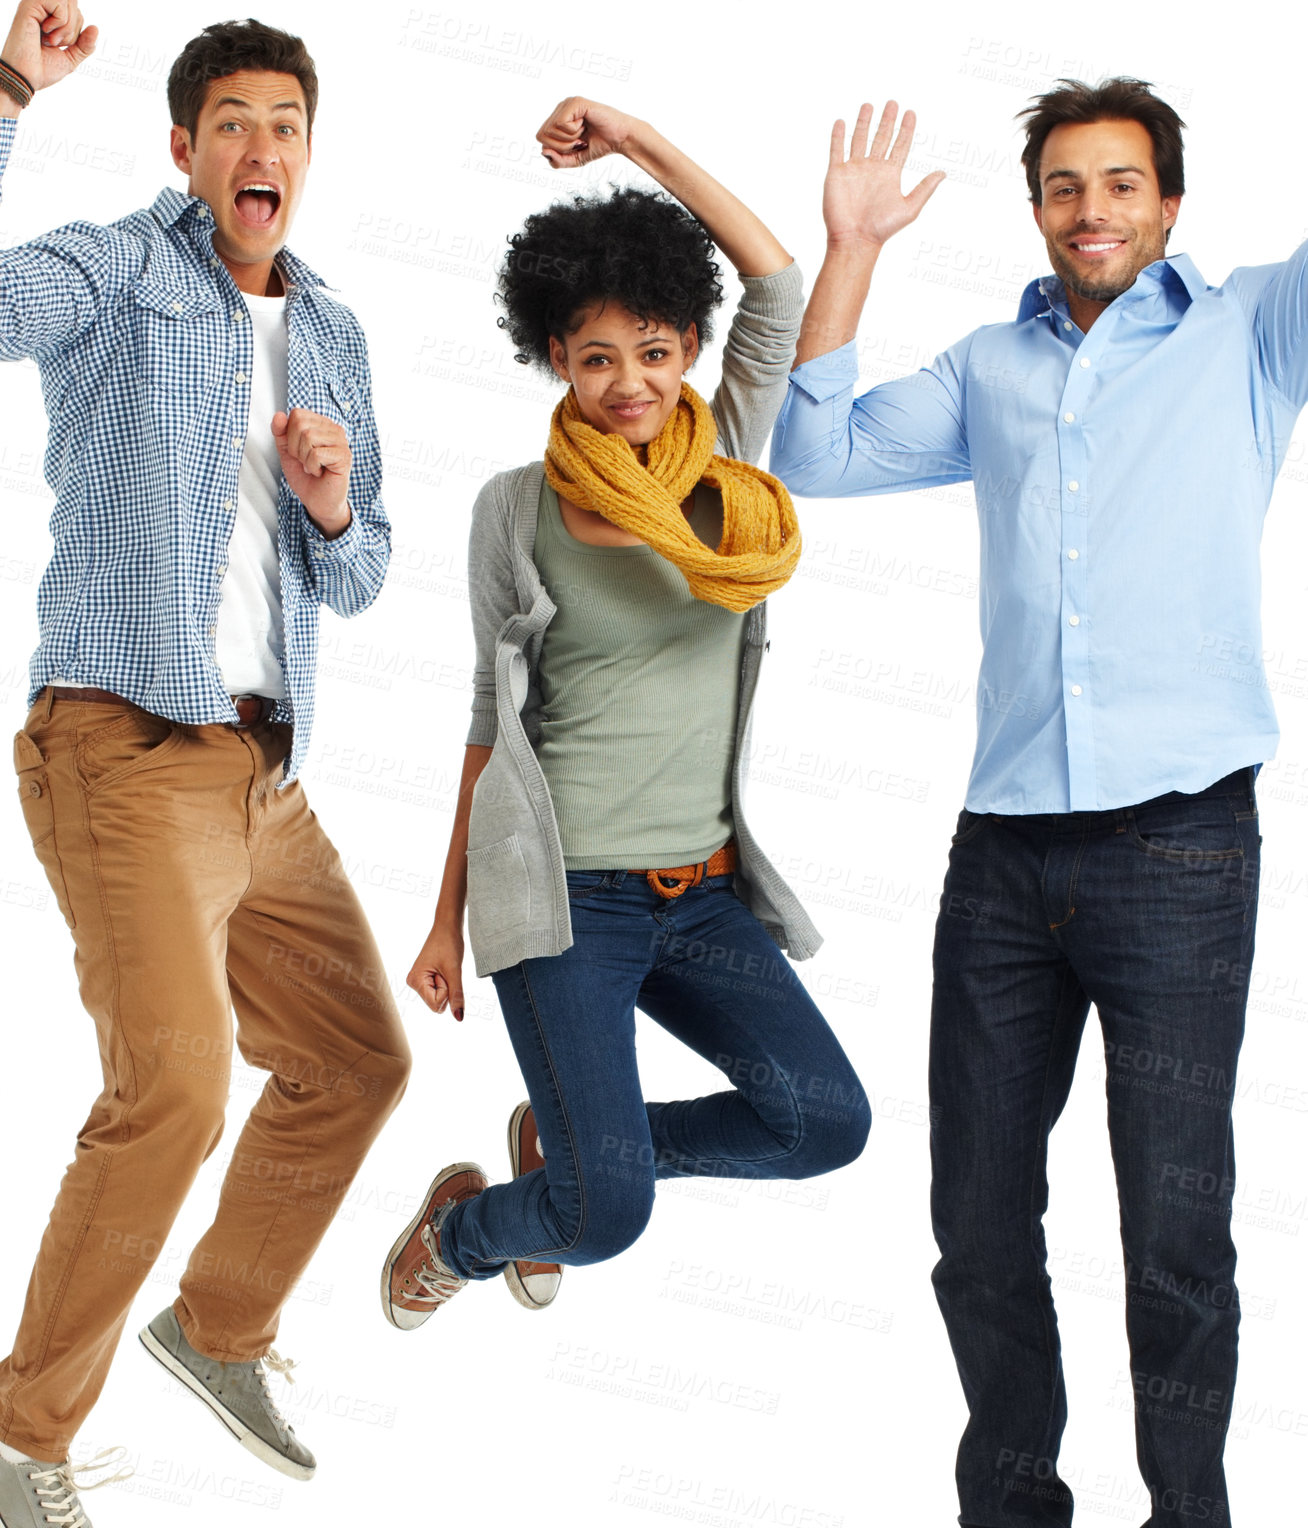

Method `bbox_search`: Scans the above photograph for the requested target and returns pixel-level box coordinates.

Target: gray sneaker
[138,1307,315,1481]
[0,1445,129,1528]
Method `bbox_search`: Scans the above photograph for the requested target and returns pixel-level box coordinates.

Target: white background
[1,1,1305,1523]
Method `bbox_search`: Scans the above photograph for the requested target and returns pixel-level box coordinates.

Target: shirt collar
[148,186,331,292]
[1017,251,1208,327]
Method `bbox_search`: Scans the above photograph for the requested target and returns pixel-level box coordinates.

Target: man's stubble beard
[1047,225,1167,306]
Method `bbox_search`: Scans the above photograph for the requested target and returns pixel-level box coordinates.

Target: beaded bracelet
[0,58,34,110]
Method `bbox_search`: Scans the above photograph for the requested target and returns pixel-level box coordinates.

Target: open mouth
[1067,238,1125,259]
[234,183,282,228]
[608,400,655,419]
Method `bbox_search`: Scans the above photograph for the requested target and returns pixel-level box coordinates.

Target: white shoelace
[29,1446,132,1528]
[262,1350,297,1385]
[413,1223,467,1305]
[256,1351,298,1434]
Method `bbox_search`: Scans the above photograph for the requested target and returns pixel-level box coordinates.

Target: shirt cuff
[301,503,363,562]
[0,112,18,169]
[788,339,859,403]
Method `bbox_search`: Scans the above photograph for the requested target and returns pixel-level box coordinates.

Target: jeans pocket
[1126,800,1245,862]
[565,871,611,902]
[950,808,991,847]
[13,729,76,928]
[1233,785,1259,823]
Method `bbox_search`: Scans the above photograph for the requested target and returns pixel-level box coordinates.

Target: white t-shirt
[214,289,289,698]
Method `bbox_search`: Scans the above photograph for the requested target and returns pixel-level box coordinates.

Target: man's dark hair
[496,186,724,372]
[168,18,318,138]
[1018,77,1186,206]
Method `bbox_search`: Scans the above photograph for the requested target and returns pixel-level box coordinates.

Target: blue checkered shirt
[0,114,389,784]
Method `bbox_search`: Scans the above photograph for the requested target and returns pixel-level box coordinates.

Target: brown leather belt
[47,686,275,729]
[637,841,737,900]
[227,694,277,728]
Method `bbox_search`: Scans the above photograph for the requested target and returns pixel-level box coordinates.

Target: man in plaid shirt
[0,5,410,1519]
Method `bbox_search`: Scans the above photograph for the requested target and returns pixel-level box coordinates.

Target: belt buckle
[230,693,270,729]
[646,862,704,901]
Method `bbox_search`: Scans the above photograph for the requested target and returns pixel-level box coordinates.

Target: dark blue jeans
[439,872,870,1276]
[930,770,1259,1528]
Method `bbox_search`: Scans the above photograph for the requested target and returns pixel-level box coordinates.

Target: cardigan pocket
[466,833,532,950]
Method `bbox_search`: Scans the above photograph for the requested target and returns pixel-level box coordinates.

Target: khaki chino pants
[0,692,411,1459]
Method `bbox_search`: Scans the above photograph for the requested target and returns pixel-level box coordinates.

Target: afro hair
[496,185,724,371]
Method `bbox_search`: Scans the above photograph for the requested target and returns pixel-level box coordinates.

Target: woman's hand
[537,96,641,168]
[407,918,466,1020]
[534,99,790,278]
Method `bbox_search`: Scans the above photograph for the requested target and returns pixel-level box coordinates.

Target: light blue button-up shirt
[0,114,388,784]
[771,246,1308,813]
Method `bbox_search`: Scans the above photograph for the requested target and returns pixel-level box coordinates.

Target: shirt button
[222,498,235,511]
[208,624,217,635]
[1068,480,1079,492]
[27,780,41,798]
[236,371,249,384]
[1079,357,1090,369]
[217,561,228,574]
[1071,684,1083,696]
[197,207,209,219]
[1063,411,1075,423]
[171,300,183,314]
[210,258,220,269]
[232,312,245,324]
[1067,548,1080,560]
[1068,615,1081,627]
[233,437,243,450]
[342,401,352,414]
[1063,321,1074,332]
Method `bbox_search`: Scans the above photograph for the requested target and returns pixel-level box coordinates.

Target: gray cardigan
[462,262,822,976]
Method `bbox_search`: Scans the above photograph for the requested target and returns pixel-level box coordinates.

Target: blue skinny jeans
[439,871,870,1275]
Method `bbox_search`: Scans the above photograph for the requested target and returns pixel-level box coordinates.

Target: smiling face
[548,302,699,447]
[169,70,311,295]
[1034,118,1180,327]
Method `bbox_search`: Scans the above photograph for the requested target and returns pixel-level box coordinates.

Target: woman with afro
[382,98,870,1327]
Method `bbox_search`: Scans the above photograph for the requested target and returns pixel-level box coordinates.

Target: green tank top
[533,476,746,870]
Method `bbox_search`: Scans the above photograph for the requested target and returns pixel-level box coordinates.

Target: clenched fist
[1,1,97,105]
[272,408,352,537]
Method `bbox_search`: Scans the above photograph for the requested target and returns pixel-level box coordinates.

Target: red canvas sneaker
[504,1102,563,1310]
[381,1162,488,1330]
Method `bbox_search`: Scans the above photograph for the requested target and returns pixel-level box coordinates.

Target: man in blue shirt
[771,80,1303,1528]
[0,5,409,1519]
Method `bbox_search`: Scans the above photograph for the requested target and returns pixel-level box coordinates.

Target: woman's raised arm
[536,96,791,278]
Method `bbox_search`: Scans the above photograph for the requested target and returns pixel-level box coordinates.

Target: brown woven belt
[637,841,737,900]
[47,686,275,729]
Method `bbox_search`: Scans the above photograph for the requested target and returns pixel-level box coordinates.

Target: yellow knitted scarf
[544,382,801,613]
